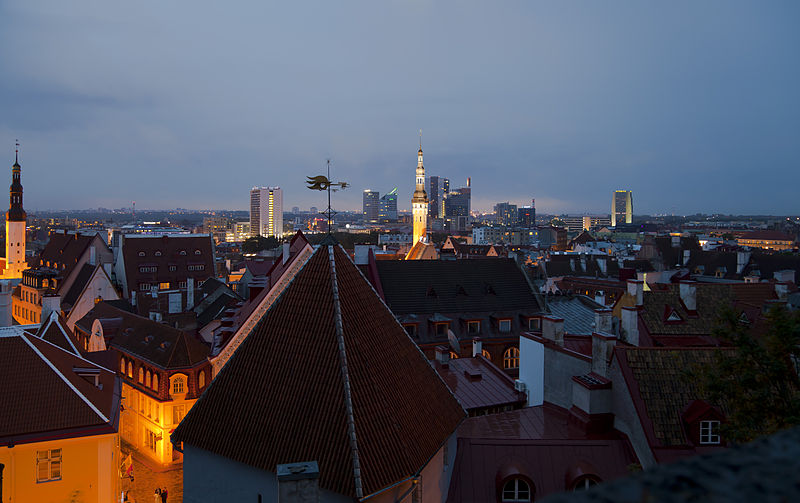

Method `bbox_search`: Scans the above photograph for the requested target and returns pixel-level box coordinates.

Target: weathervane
[306,159,348,233]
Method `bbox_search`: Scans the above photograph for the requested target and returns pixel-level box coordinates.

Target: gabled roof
[0,327,119,445]
[404,239,439,260]
[76,301,209,369]
[121,233,214,294]
[35,311,80,355]
[172,243,465,499]
[37,231,98,280]
[61,263,97,310]
[374,259,543,314]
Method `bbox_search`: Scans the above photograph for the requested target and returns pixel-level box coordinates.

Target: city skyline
[2,2,798,214]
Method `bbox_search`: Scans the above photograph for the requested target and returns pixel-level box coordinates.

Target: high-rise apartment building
[611,190,633,227]
[427,176,441,218]
[250,186,283,238]
[494,202,518,226]
[362,190,380,223]
[379,188,398,222]
[518,201,535,228]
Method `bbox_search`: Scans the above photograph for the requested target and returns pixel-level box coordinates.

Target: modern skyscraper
[427,176,441,218]
[412,144,428,244]
[250,186,283,238]
[518,204,535,228]
[2,145,26,279]
[362,190,380,223]
[611,190,633,227]
[379,188,398,222]
[494,202,518,226]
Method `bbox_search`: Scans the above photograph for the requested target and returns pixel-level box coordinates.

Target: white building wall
[519,336,544,406]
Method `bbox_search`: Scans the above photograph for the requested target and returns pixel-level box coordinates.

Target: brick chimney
[542,316,564,347]
[627,279,643,307]
[277,461,320,503]
[621,306,639,346]
[41,294,61,322]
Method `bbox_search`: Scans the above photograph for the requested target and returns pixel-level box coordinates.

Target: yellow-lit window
[153,373,159,391]
[481,349,492,360]
[127,361,133,378]
[36,448,62,482]
[159,282,170,290]
[138,367,144,384]
[172,376,185,394]
[173,405,186,425]
[120,358,125,374]
[503,347,520,369]
[198,371,206,389]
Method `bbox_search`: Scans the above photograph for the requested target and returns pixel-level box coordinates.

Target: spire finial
[419,129,422,151]
[15,139,19,163]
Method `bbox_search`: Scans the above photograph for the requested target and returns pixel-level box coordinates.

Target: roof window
[502,478,532,502]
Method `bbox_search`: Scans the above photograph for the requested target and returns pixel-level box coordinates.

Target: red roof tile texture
[172,244,465,498]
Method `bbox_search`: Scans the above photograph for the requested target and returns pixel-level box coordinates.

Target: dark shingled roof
[35,312,80,355]
[61,263,97,310]
[172,244,465,499]
[0,330,119,445]
[431,356,526,412]
[375,258,542,314]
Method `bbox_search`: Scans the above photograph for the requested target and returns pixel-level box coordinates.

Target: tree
[691,306,800,443]
[242,235,279,253]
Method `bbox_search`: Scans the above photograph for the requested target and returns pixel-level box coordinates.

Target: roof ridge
[328,244,364,499]
[21,333,109,423]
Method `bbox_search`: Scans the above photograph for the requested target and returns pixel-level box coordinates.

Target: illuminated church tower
[411,139,428,245]
[2,143,27,279]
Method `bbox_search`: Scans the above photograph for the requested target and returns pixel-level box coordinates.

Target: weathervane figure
[306,159,348,233]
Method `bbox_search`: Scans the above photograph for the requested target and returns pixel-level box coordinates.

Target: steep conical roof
[173,244,464,498]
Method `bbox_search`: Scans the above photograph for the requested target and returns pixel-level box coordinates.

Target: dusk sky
[1,1,798,215]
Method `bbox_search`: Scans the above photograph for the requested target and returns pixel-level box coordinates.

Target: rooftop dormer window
[180,250,187,256]
[700,420,721,445]
[195,249,201,255]
[498,319,512,333]
[501,478,532,502]
[138,251,145,257]
[155,251,162,257]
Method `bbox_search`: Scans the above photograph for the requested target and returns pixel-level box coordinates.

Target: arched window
[503,347,520,369]
[138,367,144,384]
[120,358,126,374]
[146,370,152,388]
[198,371,206,389]
[449,351,459,359]
[152,373,159,391]
[572,476,600,491]
[502,478,532,502]
[127,361,133,378]
[481,349,492,360]
[172,376,185,395]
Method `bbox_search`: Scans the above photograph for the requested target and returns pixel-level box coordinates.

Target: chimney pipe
[591,331,617,378]
[472,337,482,357]
[621,306,640,346]
[736,251,751,275]
[594,308,612,333]
[89,245,96,266]
[542,316,564,347]
[435,345,450,366]
[627,279,643,307]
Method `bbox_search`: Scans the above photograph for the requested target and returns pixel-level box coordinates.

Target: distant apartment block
[612,190,633,227]
[379,188,398,222]
[250,186,283,238]
[362,189,380,223]
[736,230,796,251]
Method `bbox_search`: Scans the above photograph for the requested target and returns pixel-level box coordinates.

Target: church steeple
[411,132,428,245]
[7,140,26,222]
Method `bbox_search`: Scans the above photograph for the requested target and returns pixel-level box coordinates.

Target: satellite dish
[447,329,461,353]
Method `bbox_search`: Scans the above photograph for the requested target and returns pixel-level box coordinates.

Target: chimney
[597,257,607,275]
[283,242,291,265]
[683,249,691,265]
[591,331,617,378]
[186,277,195,310]
[277,461,320,503]
[671,235,680,248]
[736,251,751,275]
[679,280,697,312]
[354,245,372,265]
[0,280,13,327]
[435,345,450,366]
[594,308,612,334]
[775,283,789,301]
[542,316,564,347]
[472,337,482,357]
[41,295,62,322]
[594,291,606,305]
[621,306,639,346]
[89,245,97,266]
[773,270,795,284]
[627,279,643,307]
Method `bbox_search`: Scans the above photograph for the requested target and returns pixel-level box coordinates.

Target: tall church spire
[8,141,25,222]
[411,134,428,245]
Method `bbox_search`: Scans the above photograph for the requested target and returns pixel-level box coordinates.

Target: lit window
[138,367,143,384]
[503,347,520,369]
[700,420,721,444]
[173,404,186,425]
[449,351,459,359]
[36,449,62,482]
[502,478,531,502]
[145,429,158,452]
[146,370,152,388]
[198,371,206,389]
[152,373,159,391]
[173,376,185,394]
[467,321,480,335]
[127,361,133,378]
[159,282,170,290]
[120,358,126,374]
[499,319,512,333]
[481,349,492,360]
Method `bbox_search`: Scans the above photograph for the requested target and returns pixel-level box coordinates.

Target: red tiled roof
[121,234,214,295]
[447,404,638,501]
[172,242,465,499]
[431,356,526,411]
[38,231,96,278]
[738,230,795,242]
[0,329,119,445]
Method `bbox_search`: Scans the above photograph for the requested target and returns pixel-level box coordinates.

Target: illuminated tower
[611,190,633,227]
[412,139,428,244]
[250,186,283,238]
[3,143,27,279]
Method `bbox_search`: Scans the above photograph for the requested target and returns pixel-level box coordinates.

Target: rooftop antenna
[306,159,348,234]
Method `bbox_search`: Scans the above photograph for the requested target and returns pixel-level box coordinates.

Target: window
[498,319,512,333]
[528,318,541,331]
[159,282,170,290]
[120,358,126,374]
[178,281,187,289]
[152,373,159,391]
[173,404,186,425]
[138,367,143,384]
[146,370,152,388]
[700,420,721,444]
[503,347,520,369]
[145,429,158,452]
[573,476,600,491]
[194,249,202,255]
[138,251,146,257]
[173,376,185,394]
[502,478,531,502]
[139,283,151,291]
[139,266,157,273]
[198,371,206,389]
[188,264,205,271]
[36,449,62,482]
[467,321,480,335]
[481,349,492,360]
[435,323,448,337]
[449,351,459,359]
[155,251,162,256]
[179,250,187,255]
[169,265,177,272]
[127,361,133,378]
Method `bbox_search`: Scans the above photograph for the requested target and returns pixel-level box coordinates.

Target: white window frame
[502,478,531,502]
[498,319,512,333]
[36,448,62,483]
[700,420,721,444]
